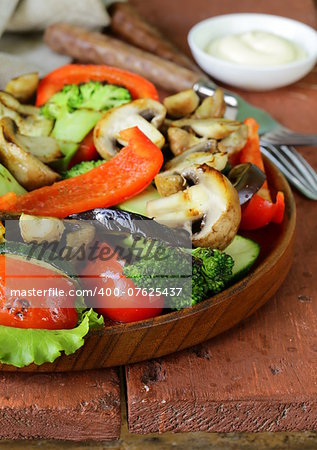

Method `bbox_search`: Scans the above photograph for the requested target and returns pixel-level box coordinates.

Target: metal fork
[194,80,317,146]
[260,127,317,147]
[260,144,317,200]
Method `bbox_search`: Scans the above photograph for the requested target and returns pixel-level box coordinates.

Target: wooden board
[126,185,317,433]
[0,0,315,443]
[0,369,121,441]
[125,0,317,432]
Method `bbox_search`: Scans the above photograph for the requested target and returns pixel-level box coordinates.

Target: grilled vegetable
[0,241,104,367]
[0,164,26,196]
[228,163,266,205]
[5,73,39,103]
[36,64,159,106]
[19,214,65,244]
[41,81,132,143]
[239,118,285,229]
[0,91,53,137]
[171,117,241,140]
[163,89,200,117]
[0,243,78,330]
[147,164,241,249]
[167,127,201,156]
[0,117,61,164]
[70,208,190,248]
[68,131,99,168]
[93,99,166,160]
[192,89,226,119]
[117,185,160,217]
[0,118,60,190]
[123,240,234,309]
[155,144,228,197]
[0,127,163,218]
[65,221,96,254]
[63,160,105,179]
[218,124,248,155]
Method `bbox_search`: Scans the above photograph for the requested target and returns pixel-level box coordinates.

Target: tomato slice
[81,245,163,323]
[0,255,78,329]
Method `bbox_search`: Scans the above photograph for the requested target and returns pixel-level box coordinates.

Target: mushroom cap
[155,141,227,198]
[93,99,166,160]
[190,166,241,249]
[147,164,241,250]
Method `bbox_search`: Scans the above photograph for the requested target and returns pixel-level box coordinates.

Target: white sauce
[206,31,306,66]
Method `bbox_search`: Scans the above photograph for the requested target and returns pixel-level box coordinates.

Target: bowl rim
[188,12,317,73]
[91,156,296,335]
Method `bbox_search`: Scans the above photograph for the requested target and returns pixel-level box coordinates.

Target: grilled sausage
[109,2,199,72]
[44,23,202,92]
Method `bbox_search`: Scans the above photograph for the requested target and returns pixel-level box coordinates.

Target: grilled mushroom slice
[19,213,65,244]
[93,99,166,160]
[218,124,248,155]
[147,164,241,249]
[5,73,39,103]
[0,118,60,190]
[170,117,241,140]
[155,141,227,197]
[192,89,226,119]
[2,118,62,163]
[164,140,218,171]
[167,127,201,156]
[163,89,200,117]
[13,133,62,163]
[0,91,53,137]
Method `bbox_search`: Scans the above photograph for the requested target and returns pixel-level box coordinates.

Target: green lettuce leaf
[0,308,104,368]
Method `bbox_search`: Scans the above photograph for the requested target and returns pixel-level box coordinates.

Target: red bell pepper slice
[68,130,99,168]
[0,127,163,218]
[36,64,159,106]
[240,191,285,230]
[239,118,285,230]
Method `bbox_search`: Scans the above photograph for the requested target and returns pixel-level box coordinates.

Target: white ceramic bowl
[188,14,317,91]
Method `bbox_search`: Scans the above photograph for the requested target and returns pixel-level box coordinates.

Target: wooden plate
[0,157,296,372]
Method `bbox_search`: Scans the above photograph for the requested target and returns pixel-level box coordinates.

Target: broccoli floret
[63,160,105,179]
[41,84,78,119]
[192,247,234,295]
[41,81,131,144]
[123,240,234,310]
[42,81,131,119]
[76,81,131,111]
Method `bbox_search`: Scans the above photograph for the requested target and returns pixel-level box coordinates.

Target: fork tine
[264,144,311,188]
[261,146,310,193]
[261,128,317,147]
[260,146,317,200]
[280,145,317,189]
